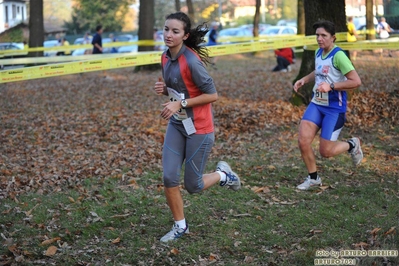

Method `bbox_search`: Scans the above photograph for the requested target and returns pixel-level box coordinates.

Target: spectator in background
[377,17,392,39]
[153,28,163,51]
[207,22,218,46]
[207,22,219,68]
[347,17,358,60]
[272,47,294,72]
[55,33,62,45]
[56,38,71,56]
[83,32,91,44]
[83,32,92,54]
[109,33,118,53]
[377,17,392,57]
[92,25,103,54]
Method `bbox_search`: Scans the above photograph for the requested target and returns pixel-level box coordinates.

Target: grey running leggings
[162,123,215,193]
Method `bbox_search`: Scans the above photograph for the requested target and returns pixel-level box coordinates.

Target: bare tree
[291,0,347,105]
[137,0,159,71]
[297,0,305,35]
[138,0,154,53]
[186,0,195,23]
[175,0,181,11]
[365,0,375,40]
[28,0,44,57]
[253,0,261,37]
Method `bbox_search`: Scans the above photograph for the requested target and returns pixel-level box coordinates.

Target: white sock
[175,219,186,229]
[217,170,227,182]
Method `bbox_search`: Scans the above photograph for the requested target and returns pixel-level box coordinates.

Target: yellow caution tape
[0,33,397,84]
[0,33,347,56]
[0,40,165,56]
[0,51,162,83]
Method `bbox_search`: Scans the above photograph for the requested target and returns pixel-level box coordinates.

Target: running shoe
[297,176,322,190]
[160,223,189,243]
[217,161,241,191]
[348,137,363,166]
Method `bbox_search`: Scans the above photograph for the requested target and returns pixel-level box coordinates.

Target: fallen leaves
[0,59,398,200]
[40,237,61,246]
[384,227,396,236]
[44,245,58,256]
[252,186,271,193]
[111,237,121,244]
[353,242,369,249]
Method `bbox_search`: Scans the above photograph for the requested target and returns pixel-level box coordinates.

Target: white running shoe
[349,137,363,166]
[297,176,322,190]
[217,161,241,191]
[160,223,189,243]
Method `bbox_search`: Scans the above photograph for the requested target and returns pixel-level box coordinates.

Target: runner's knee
[319,146,334,158]
[184,180,203,194]
[163,173,180,188]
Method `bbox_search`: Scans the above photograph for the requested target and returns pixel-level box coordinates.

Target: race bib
[312,85,329,106]
[167,87,188,121]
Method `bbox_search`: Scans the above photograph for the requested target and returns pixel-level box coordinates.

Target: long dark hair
[165,12,210,65]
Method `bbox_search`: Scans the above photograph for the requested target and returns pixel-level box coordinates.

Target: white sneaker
[348,137,363,166]
[287,65,292,72]
[279,68,288,72]
[297,176,322,190]
[217,161,241,191]
[160,223,189,243]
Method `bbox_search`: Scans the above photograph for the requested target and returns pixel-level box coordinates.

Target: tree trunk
[175,0,181,11]
[137,0,158,71]
[186,0,195,24]
[291,0,347,106]
[297,0,305,35]
[28,0,44,58]
[366,0,375,40]
[138,0,154,53]
[253,0,261,37]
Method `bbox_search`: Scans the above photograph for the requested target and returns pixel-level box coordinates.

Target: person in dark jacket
[92,25,103,54]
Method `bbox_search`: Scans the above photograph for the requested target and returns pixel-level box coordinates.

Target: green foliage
[385,16,399,29]
[8,29,24,42]
[64,0,134,34]
[281,0,297,19]
[0,28,24,43]
[63,12,88,35]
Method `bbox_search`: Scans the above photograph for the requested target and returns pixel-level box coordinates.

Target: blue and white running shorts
[302,102,346,141]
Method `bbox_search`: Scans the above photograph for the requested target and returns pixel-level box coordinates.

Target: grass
[1,51,399,265]
[1,138,398,265]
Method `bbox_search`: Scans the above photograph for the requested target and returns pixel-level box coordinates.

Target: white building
[0,0,27,33]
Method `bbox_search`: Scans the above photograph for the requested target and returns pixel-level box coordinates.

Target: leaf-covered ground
[1,50,398,200]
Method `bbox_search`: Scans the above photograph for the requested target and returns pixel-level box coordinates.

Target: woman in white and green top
[293,20,363,190]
